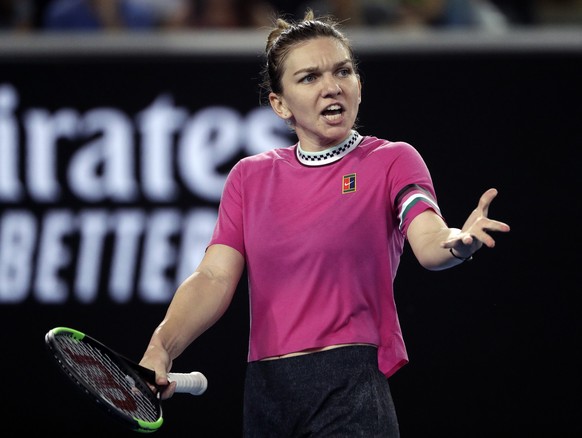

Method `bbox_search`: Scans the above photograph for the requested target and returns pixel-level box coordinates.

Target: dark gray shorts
[243,345,400,437]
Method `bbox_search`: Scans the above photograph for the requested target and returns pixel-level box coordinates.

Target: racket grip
[168,371,208,396]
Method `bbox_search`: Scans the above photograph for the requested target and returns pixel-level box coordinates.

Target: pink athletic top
[208,131,443,377]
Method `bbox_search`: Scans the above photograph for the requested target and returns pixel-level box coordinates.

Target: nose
[322,75,341,97]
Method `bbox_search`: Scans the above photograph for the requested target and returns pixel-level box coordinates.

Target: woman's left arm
[407,188,510,271]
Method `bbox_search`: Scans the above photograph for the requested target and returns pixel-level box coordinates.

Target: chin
[323,125,352,137]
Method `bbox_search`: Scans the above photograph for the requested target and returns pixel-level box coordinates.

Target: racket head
[45,327,163,433]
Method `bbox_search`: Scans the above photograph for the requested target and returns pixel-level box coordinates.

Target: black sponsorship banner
[0,55,294,306]
[0,36,581,436]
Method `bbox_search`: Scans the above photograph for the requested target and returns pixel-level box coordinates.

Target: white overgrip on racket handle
[168,371,208,395]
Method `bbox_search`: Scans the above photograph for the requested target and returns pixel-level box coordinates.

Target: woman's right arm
[139,243,245,396]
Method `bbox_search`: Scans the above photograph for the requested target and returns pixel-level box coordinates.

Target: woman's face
[269,37,362,151]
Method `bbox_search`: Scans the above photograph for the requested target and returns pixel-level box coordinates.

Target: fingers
[461,234,474,246]
[152,368,177,399]
[472,218,510,248]
[155,369,169,387]
[467,188,510,231]
[442,218,509,250]
[442,189,509,253]
[145,371,176,399]
[477,188,498,217]
[158,380,177,400]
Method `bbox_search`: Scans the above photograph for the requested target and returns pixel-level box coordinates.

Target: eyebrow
[292,59,352,77]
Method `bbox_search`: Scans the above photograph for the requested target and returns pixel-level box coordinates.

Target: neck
[296,130,362,167]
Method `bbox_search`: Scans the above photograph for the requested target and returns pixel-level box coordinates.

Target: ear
[269,92,292,120]
[357,74,362,104]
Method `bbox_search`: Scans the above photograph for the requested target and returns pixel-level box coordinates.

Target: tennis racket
[45,326,207,433]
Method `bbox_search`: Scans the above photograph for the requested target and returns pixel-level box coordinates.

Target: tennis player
[139,9,510,437]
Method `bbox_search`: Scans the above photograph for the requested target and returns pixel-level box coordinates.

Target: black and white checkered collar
[296,130,363,167]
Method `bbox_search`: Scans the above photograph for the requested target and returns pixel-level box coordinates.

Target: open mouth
[322,104,344,119]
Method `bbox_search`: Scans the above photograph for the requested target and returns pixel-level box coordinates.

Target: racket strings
[55,335,160,423]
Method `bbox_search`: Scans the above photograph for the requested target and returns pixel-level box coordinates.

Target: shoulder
[360,135,418,154]
[227,145,296,183]
[236,145,296,169]
[359,135,424,164]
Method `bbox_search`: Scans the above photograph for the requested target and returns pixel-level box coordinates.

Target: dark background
[0,36,580,437]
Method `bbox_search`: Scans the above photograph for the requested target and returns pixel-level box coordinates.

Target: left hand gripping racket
[45,326,208,433]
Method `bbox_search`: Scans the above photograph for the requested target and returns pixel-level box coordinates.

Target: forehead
[284,37,351,72]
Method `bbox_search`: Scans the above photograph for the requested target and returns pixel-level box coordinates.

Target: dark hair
[259,9,358,105]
